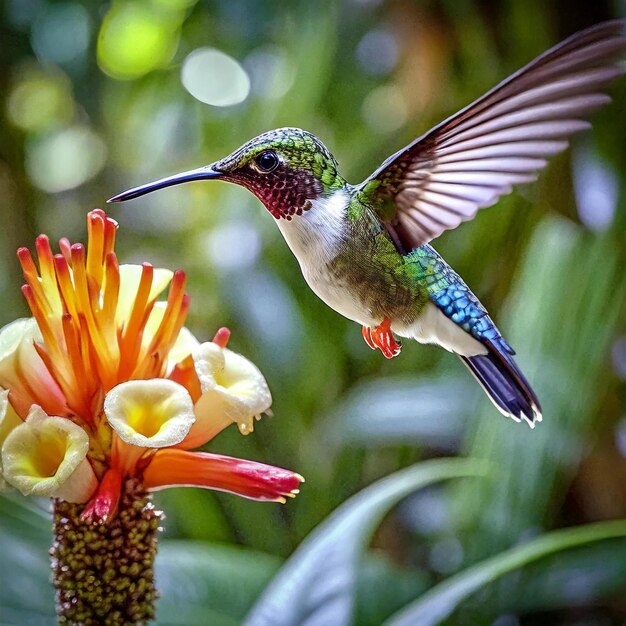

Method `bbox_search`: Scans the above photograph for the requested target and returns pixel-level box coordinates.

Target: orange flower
[0,209,303,521]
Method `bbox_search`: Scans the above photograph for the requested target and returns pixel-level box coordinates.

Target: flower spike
[2,208,302,518]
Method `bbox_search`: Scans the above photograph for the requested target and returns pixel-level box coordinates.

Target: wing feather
[427,171,537,186]
[435,141,569,162]
[360,20,626,250]
[433,157,547,172]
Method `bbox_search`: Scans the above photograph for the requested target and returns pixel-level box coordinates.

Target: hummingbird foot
[362,318,401,359]
[361,325,377,350]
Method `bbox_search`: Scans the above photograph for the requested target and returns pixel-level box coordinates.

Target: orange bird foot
[362,318,401,359]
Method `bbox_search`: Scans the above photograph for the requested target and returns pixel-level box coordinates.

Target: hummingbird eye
[255,150,280,173]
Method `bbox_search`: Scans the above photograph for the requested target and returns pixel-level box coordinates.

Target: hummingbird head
[109,128,346,220]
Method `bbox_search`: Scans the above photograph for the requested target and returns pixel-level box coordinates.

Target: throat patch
[238,167,324,220]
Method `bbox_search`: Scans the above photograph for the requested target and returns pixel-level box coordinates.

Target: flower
[2,405,97,501]
[0,209,303,519]
[183,334,273,448]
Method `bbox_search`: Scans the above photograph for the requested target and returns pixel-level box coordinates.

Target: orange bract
[18,209,190,423]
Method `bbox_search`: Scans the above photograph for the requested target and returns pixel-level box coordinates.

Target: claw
[362,318,401,359]
[362,325,377,350]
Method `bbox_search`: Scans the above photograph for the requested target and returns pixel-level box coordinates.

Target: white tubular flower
[184,342,272,447]
[104,379,195,448]
[1,406,97,502]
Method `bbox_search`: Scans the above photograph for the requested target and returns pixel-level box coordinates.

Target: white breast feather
[276,190,348,260]
[276,190,371,325]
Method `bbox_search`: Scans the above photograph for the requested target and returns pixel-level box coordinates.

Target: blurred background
[1,1,626,624]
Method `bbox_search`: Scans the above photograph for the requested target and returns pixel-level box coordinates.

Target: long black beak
[107,165,223,202]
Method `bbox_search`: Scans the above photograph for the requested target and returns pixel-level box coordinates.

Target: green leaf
[155,541,281,626]
[244,458,487,626]
[0,494,55,625]
[355,554,431,626]
[385,520,626,626]
[480,537,626,616]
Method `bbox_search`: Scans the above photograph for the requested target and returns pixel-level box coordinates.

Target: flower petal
[168,355,202,402]
[0,318,36,362]
[104,379,195,448]
[80,467,123,524]
[183,342,272,447]
[144,302,200,370]
[143,449,304,503]
[1,406,97,502]
[116,264,173,326]
[0,388,22,444]
[0,318,65,417]
[0,389,22,490]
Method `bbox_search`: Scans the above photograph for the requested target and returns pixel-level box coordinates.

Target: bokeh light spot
[98,2,180,80]
[356,28,398,76]
[573,146,618,231]
[31,3,91,64]
[181,48,250,107]
[26,126,107,193]
[203,221,261,271]
[7,66,74,131]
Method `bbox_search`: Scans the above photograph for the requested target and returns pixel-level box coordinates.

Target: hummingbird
[109,20,626,428]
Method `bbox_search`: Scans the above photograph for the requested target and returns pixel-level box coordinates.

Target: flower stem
[51,478,162,625]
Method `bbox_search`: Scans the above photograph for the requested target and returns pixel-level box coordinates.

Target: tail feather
[460,339,542,427]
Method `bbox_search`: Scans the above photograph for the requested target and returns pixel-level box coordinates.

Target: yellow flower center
[104,379,195,448]
[28,432,68,477]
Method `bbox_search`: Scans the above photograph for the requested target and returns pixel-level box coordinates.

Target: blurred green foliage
[1,1,626,624]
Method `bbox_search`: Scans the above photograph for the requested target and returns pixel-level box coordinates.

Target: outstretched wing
[359,20,626,251]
